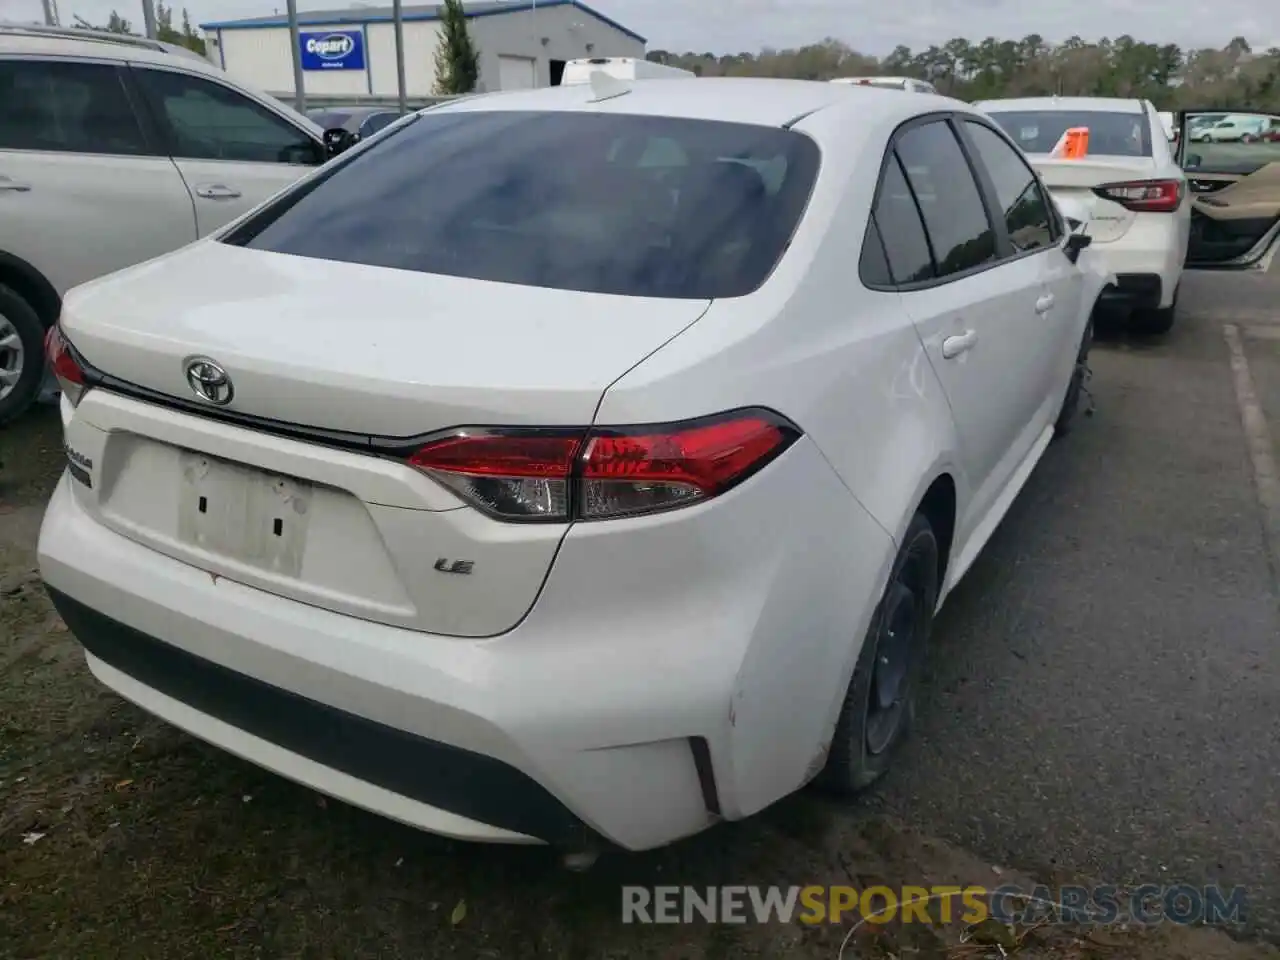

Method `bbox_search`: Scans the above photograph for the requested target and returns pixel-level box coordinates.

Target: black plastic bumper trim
[46,587,590,846]
[1098,272,1163,309]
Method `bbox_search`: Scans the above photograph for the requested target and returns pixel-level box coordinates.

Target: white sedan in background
[40,78,1111,857]
[977,96,1190,334]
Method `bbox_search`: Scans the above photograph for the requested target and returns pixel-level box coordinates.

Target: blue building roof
[199,0,646,44]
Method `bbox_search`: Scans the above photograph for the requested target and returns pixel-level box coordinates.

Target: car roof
[430,77,964,130]
[976,96,1147,114]
[0,30,225,77]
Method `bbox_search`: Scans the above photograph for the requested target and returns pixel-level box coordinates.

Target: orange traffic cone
[1050,126,1090,159]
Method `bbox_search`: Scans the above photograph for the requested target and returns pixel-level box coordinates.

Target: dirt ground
[2,404,1278,960]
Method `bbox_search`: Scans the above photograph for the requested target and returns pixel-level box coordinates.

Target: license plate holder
[177,450,312,577]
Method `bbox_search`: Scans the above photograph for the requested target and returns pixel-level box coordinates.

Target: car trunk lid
[61,241,712,437]
[1028,155,1159,243]
[58,241,711,637]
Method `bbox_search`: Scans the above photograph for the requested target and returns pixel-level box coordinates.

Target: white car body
[976,96,1190,329]
[39,78,1111,853]
[560,56,694,86]
[0,23,329,422]
[831,76,938,94]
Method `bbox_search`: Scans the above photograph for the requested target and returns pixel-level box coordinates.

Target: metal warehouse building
[199,0,646,96]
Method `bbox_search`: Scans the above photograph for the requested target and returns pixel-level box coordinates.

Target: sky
[11,0,1280,56]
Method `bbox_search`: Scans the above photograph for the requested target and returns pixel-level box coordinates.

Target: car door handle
[194,183,242,200]
[1035,294,1056,315]
[941,330,978,359]
[0,176,31,192]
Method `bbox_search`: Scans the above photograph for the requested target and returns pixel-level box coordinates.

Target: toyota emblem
[184,356,234,406]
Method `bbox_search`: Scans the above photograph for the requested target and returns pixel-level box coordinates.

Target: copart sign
[299,30,365,71]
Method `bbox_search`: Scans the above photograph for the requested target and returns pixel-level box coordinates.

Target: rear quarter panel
[594,103,967,547]
[593,102,966,813]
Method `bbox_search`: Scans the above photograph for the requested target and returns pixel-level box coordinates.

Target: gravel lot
[3,265,1280,959]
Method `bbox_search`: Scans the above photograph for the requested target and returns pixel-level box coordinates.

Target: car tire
[1131,283,1179,337]
[0,284,46,427]
[818,511,938,796]
[1054,314,1093,438]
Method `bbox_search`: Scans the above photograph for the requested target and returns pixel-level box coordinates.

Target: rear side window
[962,121,1055,252]
[987,109,1152,158]
[894,121,996,277]
[869,155,934,284]
[222,110,821,299]
[859,214,895,287]
[0,60,149,156]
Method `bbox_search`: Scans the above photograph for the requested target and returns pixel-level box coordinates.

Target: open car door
[1177,108,1280,268]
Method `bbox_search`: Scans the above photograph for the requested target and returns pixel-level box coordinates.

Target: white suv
[0,24,335,424]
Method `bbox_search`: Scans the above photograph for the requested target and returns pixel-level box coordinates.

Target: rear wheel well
[0,255,61,329]
[917,475,956,587]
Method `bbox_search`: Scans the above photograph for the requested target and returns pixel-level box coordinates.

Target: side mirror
[323,127,359,157]
[1063,231,1092,265]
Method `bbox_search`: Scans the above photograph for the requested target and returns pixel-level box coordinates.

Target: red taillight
[407,410,800,522]
[1093,178,1183,213]
[44,324,88,405]
[408,431,582,521]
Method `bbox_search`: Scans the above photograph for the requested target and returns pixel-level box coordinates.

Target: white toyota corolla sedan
[38,78,1112,857]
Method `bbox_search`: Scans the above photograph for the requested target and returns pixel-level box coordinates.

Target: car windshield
[986,109,1152,157]
[308,110,353,129]
[222,110,821,299]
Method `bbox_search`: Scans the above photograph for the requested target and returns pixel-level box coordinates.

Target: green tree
[639,34,1280,111]
[72,5,204,54]
[74,11,133,33]
[433,0,480,94]
[154,2,207,54]
[180,8,207,56]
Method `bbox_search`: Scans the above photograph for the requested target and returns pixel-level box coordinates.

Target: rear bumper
[39,432,892,851]
[49,587,584,845]
[1090,214,1187,310]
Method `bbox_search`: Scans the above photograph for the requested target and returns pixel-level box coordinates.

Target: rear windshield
[221,110,821,299]
[987,110,1152,157]
[307,110,352,129]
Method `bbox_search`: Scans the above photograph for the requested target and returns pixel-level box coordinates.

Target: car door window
[0,59,149,156]
[867,153,935,285]
[894,120,997,277]
[134,68,323,165]
[962,121,1055,253]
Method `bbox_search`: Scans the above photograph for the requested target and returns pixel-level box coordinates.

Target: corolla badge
[306,34,355,59]
[184,356,234,406]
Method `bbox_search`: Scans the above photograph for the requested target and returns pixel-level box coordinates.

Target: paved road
[870,259,1280,940]
[7,258,1278,947]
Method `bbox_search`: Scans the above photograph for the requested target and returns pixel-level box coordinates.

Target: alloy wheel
[0,315,25,404]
